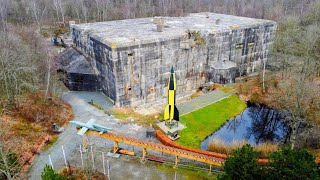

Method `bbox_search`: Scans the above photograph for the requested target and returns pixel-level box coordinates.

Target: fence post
[48,155,54,170]
[107,160,110,180]
[79,145,84,168]
[91,145,95,169]
[102,152,106,175]
[61,146,68,171]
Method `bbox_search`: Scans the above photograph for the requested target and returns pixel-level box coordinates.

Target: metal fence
[45,142,223,179]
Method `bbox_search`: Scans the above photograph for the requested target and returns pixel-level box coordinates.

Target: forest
[0,0,318,111]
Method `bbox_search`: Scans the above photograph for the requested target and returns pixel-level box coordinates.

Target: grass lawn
[176,94,246,149]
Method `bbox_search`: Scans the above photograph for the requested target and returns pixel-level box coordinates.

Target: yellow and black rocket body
[164,67,179,123]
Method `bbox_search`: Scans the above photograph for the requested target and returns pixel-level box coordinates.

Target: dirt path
[28,91,214,179]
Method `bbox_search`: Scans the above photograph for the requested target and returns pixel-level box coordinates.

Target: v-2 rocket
[164,67,179,123]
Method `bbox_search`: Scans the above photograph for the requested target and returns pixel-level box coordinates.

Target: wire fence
[45,142,223,178]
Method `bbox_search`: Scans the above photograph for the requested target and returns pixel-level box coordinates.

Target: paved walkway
[28,91,115,179]
[178,90,231,116]
[28,91,214,179]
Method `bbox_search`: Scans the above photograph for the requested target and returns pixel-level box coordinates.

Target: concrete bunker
[60,13,277,107]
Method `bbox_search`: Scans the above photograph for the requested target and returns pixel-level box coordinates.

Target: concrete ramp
[177,90,231,116]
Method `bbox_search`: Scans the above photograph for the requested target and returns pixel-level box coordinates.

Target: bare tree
[71,0,82,23]
[0,144,21,180]
[274,75,314,149]
[0,31,38,108]
[29,0,47,31]
[53,0,65,25]
[0,0,10,32]
[95,0,104,21]
[0,121,21,180]
[81,0,89,23]
[44,52,52,99]
[53,0,60,22]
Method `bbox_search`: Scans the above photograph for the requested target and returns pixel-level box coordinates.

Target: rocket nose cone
[171,66,174,73]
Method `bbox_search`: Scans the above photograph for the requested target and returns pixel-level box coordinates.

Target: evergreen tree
[267,147,320,180]
[41,165,69,180]
[219,144,265,180]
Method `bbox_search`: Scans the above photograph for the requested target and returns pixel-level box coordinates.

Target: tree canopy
[219,144,265,180]
[267,147,320,180]
[219,145,320,180]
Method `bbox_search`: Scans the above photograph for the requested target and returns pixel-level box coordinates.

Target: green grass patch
[43,136,58,151]
[176,94,246,148]
[88,100,111,115]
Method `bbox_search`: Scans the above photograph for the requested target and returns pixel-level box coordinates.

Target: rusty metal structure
[82,129,224,172]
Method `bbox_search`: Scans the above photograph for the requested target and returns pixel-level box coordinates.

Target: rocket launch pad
[157,67,185,140]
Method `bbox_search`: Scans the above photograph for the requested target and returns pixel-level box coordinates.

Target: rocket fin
[174,105,179,121]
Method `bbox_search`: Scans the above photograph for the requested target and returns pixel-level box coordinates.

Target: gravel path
[28,91,214,179]
[178,90,231,116]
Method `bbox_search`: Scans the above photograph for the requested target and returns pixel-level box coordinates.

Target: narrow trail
[28,91,115,179]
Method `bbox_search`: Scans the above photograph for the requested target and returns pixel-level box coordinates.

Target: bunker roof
[72,12,276,48]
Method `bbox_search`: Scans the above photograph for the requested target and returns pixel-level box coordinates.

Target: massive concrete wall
[71,23,276,107]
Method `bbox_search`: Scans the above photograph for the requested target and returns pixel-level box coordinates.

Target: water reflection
[246,106,289,144]
[201,105,289,150]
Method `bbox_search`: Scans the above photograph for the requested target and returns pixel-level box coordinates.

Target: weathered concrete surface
[58,48,101,92]
[177,90,231,116]
[135,90,231,116]
[65,12,277,107]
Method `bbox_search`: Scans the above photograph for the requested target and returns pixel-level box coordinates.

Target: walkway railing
[82,129,225,173]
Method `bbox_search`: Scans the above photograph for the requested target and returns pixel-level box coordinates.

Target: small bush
[250,92,262,104]
[41,165,68,180]
[41,31,50,38]
[60,166,106,180]
[53,27,69,37]
[194,31,206,46]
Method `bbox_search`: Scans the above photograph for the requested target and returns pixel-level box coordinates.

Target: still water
[201,105,289,150]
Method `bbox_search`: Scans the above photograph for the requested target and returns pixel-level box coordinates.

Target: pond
[200,105,290,150]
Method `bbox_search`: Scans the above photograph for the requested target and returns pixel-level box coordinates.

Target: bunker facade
[64,13,277,107]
